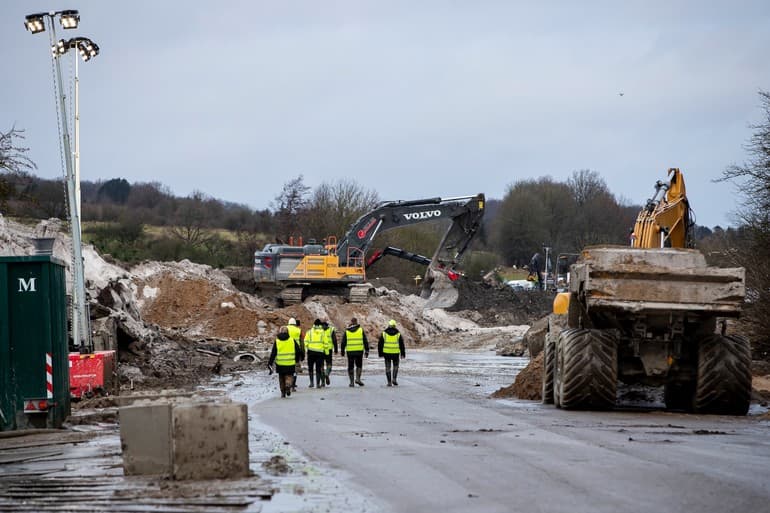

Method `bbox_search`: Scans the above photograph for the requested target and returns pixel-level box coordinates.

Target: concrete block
[171,402,249,480]
[120,402,172,476]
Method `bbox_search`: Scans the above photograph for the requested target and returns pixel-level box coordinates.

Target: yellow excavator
[543,168,751,415]
[253,194,485,307]
[631,168,693,249]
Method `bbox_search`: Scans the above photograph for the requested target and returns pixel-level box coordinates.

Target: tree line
[0,164,640,273]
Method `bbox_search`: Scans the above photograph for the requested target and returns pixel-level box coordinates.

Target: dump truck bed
[570,246,745,315]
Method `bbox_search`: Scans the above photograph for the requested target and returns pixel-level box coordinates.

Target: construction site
[2,166,770,512]
[3,4,770,513]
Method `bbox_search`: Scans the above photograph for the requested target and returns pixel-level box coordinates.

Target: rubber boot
[393,367,399,386]
[292,373,297,391]
[317,373,324,388]
[349,370,355,387]
[285,375,293,397]
[355,368,365,386]
[386,371,392,387]
[309,371,315,388]
[279,376,286,398]
[325,364,331,385]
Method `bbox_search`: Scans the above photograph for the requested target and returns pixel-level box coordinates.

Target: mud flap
[422,268,459,309]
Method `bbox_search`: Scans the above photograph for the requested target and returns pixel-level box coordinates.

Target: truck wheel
[542,333,556,404]
[554,331,565,408]
[664,381,695,412]
[694,334,751,415]
[559,328,617,410]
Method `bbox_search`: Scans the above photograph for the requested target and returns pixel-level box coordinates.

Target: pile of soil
[449,279,554,326]
[491,351,543,400]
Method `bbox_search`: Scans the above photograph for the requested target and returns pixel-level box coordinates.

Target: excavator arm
[366,246,433,269]
[632,168,694,249]
[336,194,485,268]
[338,193,485,307]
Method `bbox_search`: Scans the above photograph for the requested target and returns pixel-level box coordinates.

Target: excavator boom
[632,168,693,249]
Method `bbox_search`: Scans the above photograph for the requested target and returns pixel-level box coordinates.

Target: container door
[8,262,50,427]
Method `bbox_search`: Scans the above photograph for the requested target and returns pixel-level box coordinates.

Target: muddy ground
[3,216,768,405]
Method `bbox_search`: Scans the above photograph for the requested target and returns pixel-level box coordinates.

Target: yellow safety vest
[345,327,364,352]
[305,327,325,353]
[287,325,301,344]
[323,326,335,355]
[382,331,401,354]
[275,338,296,367]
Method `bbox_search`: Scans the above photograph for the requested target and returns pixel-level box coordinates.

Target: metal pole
[48,16,90,352]
[74,51,81,221]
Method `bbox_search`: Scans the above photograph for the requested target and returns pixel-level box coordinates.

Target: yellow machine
[253,194,485,305]
[631,168,692,249]
[544,168,751,415]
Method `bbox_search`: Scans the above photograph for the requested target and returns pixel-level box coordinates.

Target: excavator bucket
[421,267,460,309]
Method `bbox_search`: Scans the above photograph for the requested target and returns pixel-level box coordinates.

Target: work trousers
[307,350,325,382]
[347,352,364,372]
[384,354,400,374]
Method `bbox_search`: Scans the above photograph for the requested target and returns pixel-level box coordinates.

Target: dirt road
[257,350,770,513]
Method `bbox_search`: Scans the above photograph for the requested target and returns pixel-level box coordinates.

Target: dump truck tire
[557,328,617,410]
[694,334,751,415]
[542,332,556,405]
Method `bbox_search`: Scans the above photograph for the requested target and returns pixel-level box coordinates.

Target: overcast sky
[3,1,769,228]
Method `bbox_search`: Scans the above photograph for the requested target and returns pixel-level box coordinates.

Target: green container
[0,256,71,431]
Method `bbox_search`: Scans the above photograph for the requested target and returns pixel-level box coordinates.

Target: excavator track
[348,284,373,303]
[279,287,304,305]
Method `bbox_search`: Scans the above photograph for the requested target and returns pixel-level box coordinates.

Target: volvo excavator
[542,169,752,415]
[253,194,485,307]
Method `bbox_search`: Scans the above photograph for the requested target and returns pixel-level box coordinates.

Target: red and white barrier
[46,352,53,399]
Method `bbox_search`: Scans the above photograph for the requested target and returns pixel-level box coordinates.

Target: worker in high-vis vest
[287,318,303,391]
[378,319,406,386]
[268,326,304,398]
[304,319,327,388]
[341,317,370,387]
[322,321,338,385]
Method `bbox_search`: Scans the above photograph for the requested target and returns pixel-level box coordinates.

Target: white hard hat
[288,318,297,326]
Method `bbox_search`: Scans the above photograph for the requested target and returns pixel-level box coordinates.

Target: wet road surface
[2,349,768,512]
[256,349,770,513]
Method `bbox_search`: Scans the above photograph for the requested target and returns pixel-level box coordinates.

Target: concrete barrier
[120,401,249,480]
[172,402,250,480]
[120,402,172,476]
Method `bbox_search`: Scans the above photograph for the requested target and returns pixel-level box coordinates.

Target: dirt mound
[449,279,553,326]
[491,351,543,400]
[2,217,536,395]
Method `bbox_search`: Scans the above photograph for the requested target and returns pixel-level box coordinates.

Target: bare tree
[718,90,770,358]
[169,191,213,248]
[302,178,380,240]
[271,175,311,240]
[491,177,573,266]
[1,126,37,211]
[0,126,36,174]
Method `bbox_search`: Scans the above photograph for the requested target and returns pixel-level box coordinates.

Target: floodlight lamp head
[24,13,47,34]
[51,39,68,57]
[59,10,80,30]
[77,39,99,62]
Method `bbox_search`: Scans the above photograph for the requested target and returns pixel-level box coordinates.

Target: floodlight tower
[24,10,99,352]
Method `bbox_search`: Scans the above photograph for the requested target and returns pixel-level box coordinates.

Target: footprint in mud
[262,455,292,475]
